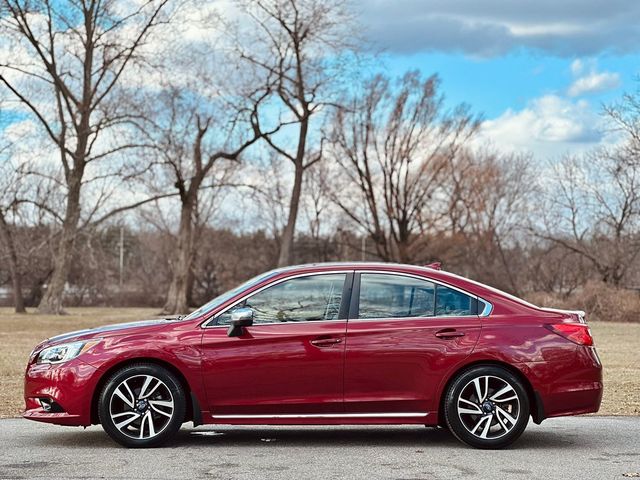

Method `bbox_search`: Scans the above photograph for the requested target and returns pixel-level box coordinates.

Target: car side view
[24,262,603,448]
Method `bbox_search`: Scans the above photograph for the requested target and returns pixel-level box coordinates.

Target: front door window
[216,274,347,325]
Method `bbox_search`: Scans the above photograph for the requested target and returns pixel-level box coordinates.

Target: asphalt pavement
[0,416,638,479]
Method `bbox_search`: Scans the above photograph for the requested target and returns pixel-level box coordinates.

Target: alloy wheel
[109,374,175,440]
[456,375,521,440]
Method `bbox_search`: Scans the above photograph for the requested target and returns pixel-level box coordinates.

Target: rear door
[344,272,481,415]
[200,272,352,417]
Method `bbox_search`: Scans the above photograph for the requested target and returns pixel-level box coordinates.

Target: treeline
[1,0,640,316]
[2,218,640,317]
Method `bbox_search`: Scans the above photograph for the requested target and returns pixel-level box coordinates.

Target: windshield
[183,270,279,320]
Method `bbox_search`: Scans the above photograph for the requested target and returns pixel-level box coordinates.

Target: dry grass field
[0,307,157,418]
[0,308,638,418]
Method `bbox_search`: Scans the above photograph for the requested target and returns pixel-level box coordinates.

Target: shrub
[526,282,640,323]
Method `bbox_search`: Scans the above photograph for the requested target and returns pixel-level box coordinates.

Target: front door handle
[435,329,465,339]
[310,337,343,347]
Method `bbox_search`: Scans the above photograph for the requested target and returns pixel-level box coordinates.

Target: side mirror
[227,307,254,337]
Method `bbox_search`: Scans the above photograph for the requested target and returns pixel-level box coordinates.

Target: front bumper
[23,358,102,426]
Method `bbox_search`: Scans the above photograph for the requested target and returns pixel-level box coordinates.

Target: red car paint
[23,262,602,428]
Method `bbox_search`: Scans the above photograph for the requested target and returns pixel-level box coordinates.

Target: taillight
[546,323,594,346]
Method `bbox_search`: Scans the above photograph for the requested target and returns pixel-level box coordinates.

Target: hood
[45,318,177,345]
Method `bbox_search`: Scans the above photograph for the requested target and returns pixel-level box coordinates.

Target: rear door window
[435,285,477,316]
[357,274,435,319]
[356,273,477,319]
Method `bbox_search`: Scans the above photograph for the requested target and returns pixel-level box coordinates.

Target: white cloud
[570,59,584,75]
[477,94,610,158]
[567,59,621,96]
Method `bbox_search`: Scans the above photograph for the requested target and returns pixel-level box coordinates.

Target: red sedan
[23,262,602,448]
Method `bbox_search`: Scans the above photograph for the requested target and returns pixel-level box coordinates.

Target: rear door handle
[310,337,343,347]
[435,329,465,339]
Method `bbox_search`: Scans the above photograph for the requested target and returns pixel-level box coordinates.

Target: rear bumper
[523,346,603,420]
[23,359,102,426]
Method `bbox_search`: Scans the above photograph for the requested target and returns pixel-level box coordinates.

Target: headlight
[37,340,100,364]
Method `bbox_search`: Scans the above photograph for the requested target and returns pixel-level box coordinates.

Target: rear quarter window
[435,285,477,316]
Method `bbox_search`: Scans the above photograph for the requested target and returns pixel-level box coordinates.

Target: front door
[344,272,481,416]
[200,272,351,417]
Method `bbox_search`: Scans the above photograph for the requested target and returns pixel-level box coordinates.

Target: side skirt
[205,412,435,426]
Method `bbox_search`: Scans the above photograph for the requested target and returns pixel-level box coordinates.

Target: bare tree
[327,71,480,263]
[0,114,59,312]
[0,0,173,313]
[444,150,535,294]
[538,150,640,286]
[0,144,27,312]
[140,80,281,314]
[244,153,290,249]
[604,83,640,162]
[235,0,357,266]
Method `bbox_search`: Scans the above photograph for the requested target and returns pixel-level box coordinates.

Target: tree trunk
[278,161,305,267]
[0,212,26,313]
[277,115,309,268]
[37,175,83,314]
[163,201,195,314]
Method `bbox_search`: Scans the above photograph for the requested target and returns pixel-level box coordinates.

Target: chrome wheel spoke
[471,376,490,402]
[458,407,483,415]
[147,412,156,437]
[139,375,161,399]
[113,411,140,430]
[139,375,153,399]
[139,411,156,439]
[149,399,173,409]
[113,381,135,408]
[490,384,517,403]
[480,415,492,439]
[496,406,517,426]
[150,403,172,418]
[473,378,483,402]
[471,415,490,436]
[458,398,483,415]
[495,410,509,432]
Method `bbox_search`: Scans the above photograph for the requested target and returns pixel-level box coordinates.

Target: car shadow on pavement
[34,424,584,450]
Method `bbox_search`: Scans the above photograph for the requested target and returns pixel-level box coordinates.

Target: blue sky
[382,51,636,118]
[4,0,639,162]
[358,0,640,159]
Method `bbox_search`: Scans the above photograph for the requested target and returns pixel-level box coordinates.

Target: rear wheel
[98,363,186,448]
[444,365,529,449]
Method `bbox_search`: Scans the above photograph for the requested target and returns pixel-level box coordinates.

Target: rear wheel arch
[436,360,539,426]
[90,357,195,425]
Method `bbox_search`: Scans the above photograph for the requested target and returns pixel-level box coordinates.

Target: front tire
[444,365,529,449]
[98,363,186,448]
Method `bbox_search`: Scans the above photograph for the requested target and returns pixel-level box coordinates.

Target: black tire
[98,363,186,448]
[444,365,529,449]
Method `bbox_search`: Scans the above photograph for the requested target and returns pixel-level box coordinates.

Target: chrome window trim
[353,270,493,320]
[479,299,493,317]
[201,268,493,328]
[201,270,354,328]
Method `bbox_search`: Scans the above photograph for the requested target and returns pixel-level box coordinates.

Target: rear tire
[98,363,186,448]
[444,365,529,449]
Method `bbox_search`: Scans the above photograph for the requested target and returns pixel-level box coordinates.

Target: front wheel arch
[91,357,194,425]
[437,360,538,427]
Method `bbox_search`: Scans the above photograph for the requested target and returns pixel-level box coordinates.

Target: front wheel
[98,363,186,448]
[444,366,530,449]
